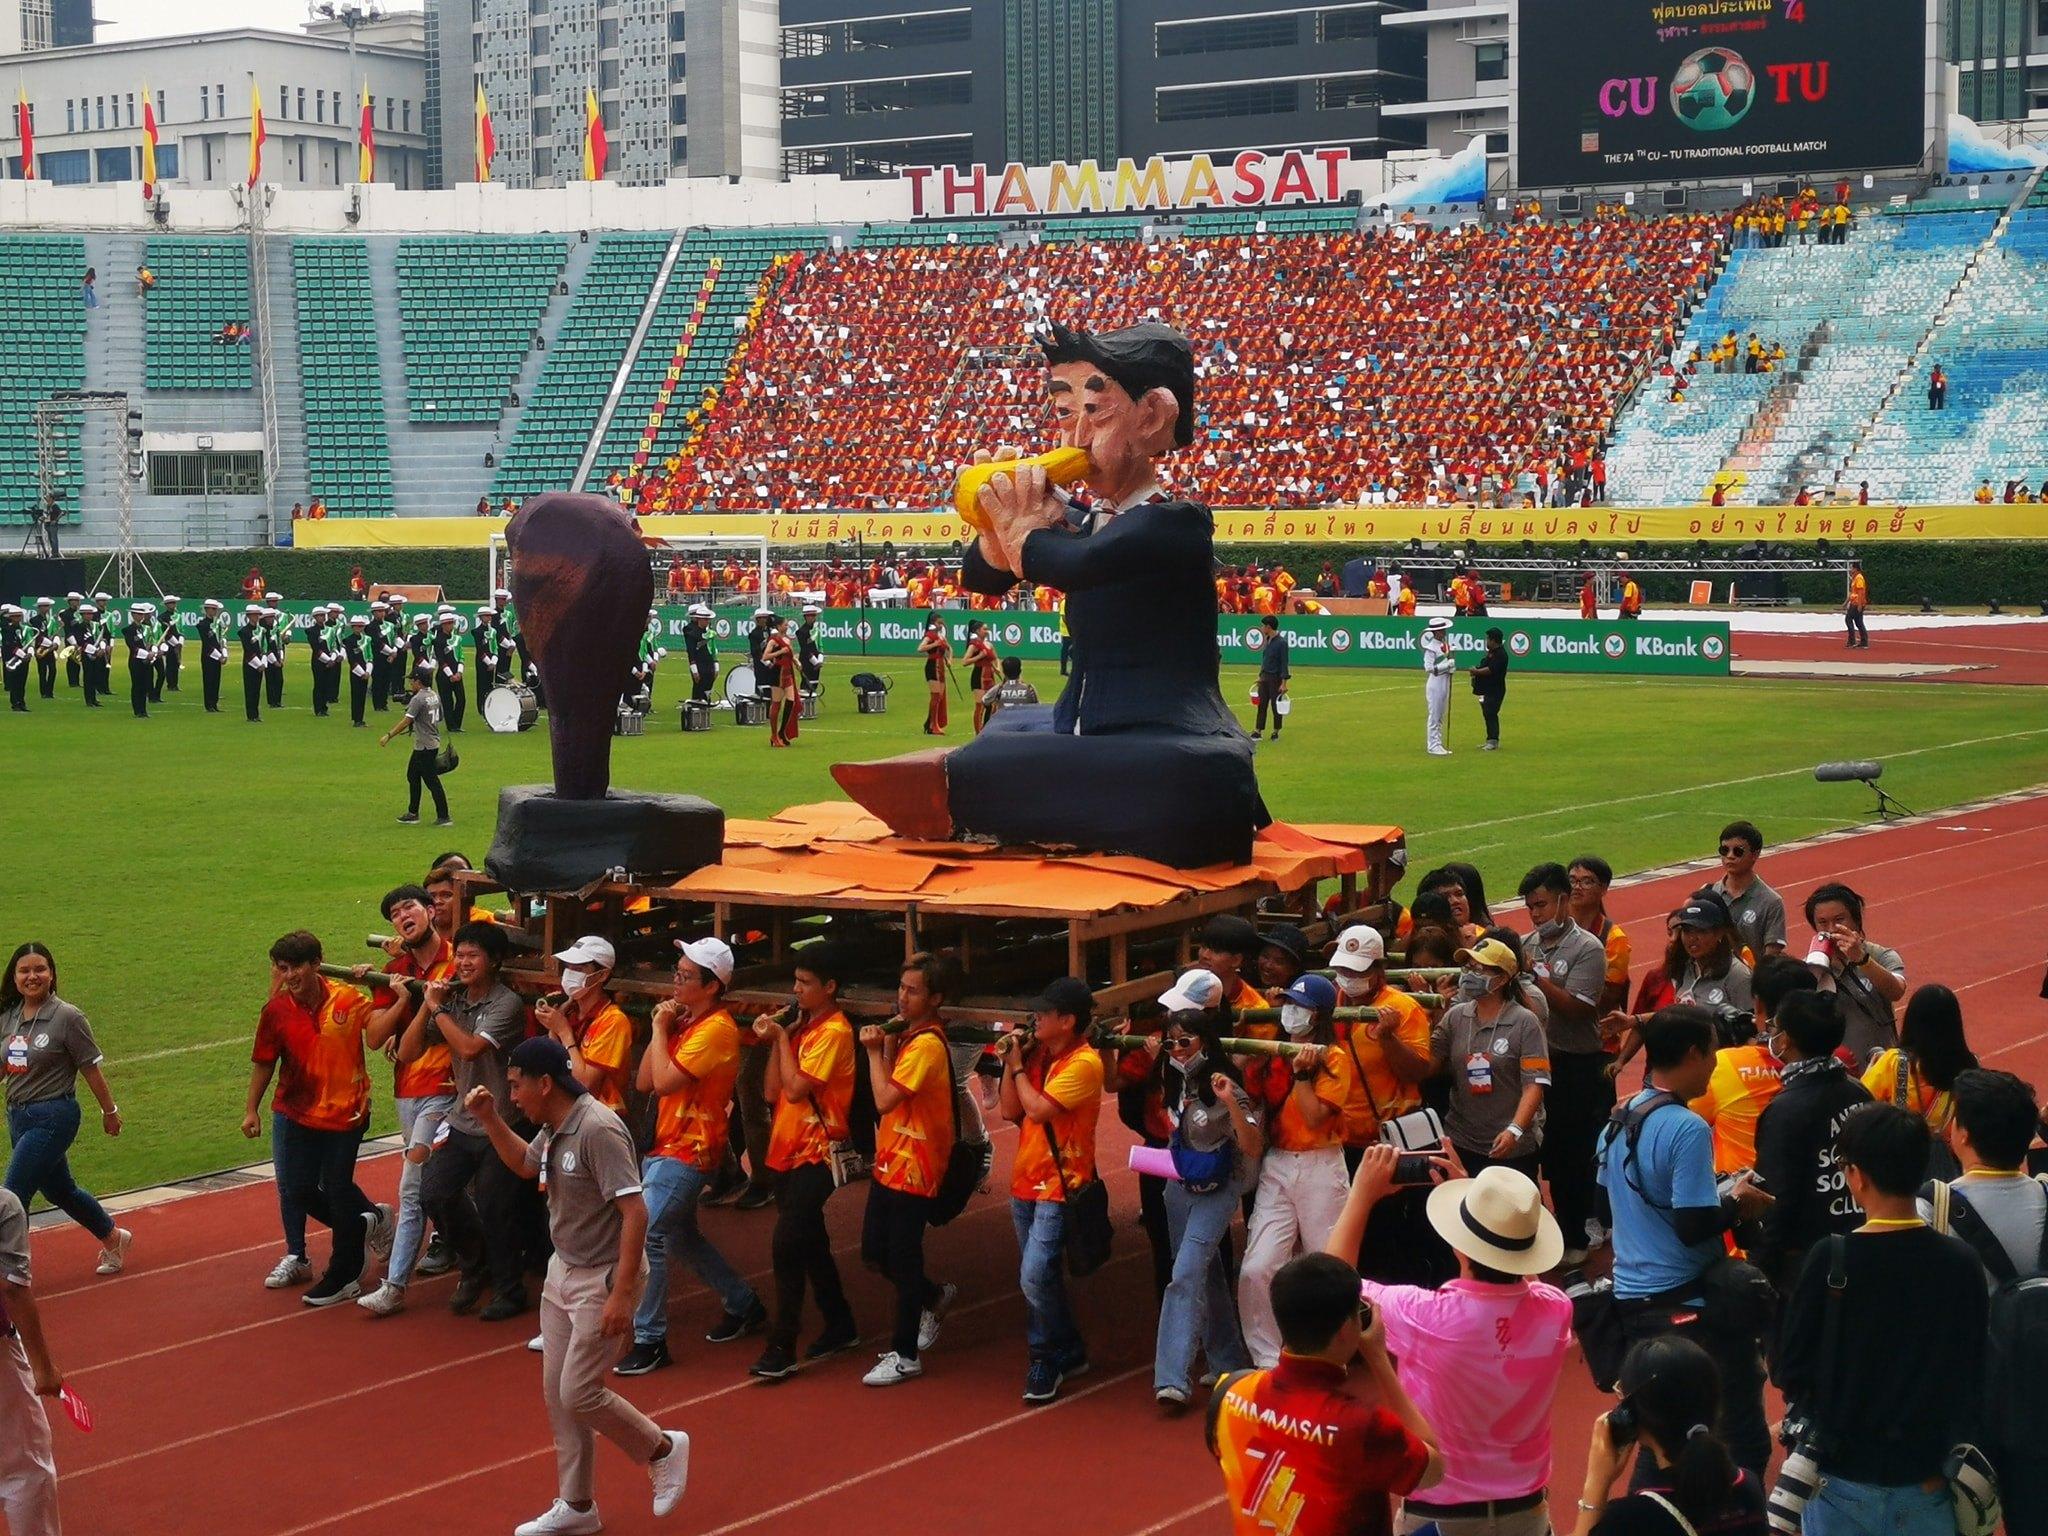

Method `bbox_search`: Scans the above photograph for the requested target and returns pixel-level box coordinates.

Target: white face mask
[1280,1003,1317,1038]
[1334,971,1374,1000]
[559,968,589,998]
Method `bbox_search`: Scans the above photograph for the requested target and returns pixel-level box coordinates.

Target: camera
[1766,1445,1821,1534]
[1606,1396,1640,1446]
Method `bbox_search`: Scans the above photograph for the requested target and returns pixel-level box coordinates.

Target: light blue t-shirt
[1600,1088,1723,1299]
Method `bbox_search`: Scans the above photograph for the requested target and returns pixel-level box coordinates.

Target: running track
[30,790,2048,1536]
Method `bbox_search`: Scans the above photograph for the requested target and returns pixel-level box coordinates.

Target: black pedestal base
[485,784,725,892]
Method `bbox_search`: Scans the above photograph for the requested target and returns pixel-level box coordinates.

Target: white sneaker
[513,1500,603,1536]
[357,1280,407,1317]
[96,1227,133,1276]
[1427,747,1453,757]
[527,1332,545,1353]
[862,1351,924,1387]
[649,1430,690,1517]
[917,1282,957,1353]
[264,1254,314,1289]
[365,1202,395,1260]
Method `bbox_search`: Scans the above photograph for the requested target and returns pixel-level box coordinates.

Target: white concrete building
[1,25,428,191]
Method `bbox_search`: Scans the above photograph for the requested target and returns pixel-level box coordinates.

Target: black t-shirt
[1592,1471,1768,1536]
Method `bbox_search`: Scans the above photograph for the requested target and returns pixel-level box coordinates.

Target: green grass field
[3,652,2044,1202]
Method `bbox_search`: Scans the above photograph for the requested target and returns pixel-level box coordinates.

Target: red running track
[30,790,2048,1536]
[1732,620,2048,685]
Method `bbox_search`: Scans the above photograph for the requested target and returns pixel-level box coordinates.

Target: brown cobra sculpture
[505,492,652,800]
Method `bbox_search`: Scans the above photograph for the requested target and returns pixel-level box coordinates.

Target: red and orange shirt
[1010,1043,1104,1202]
[874,1027,952,1197]
[1209,1355,1430,1536]
[767,1010,855,1172]
[573,999,634,1112]
[1334,988,1432,1145]
[377,938,455,1100]
[1269,1044,1354,1153]
[648,1009,741,1171]
[254,978,373,1133]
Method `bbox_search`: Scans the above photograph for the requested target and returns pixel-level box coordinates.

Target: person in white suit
[1423,616,1454,756]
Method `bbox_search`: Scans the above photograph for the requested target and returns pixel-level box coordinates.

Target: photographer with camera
[1771,1104,1987,1536]
[1571,1336,1767,1535]
[1598,1008,1774,1483]
[1326,1145,1572,1536]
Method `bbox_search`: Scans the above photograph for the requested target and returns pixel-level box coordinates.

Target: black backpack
[1927,1175,2048,1449]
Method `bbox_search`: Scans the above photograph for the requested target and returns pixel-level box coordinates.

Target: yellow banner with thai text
[288,503,2047,551]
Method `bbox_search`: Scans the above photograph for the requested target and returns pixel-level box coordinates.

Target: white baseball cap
[676,936,734,985]
[555,936,617,969]
[1329,925,1387,973]
[1159,968,1224,1013]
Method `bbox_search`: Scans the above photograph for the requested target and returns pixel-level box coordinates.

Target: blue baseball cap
[1281,974,1339,1013]
[508,1036,587,1097]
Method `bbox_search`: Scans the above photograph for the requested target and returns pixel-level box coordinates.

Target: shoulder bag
[1042,1091,1113,1278]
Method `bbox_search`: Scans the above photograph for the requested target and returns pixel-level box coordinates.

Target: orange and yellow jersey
[1009,1043,1105,1202]
[648,1009,741,1171]
[874,1026,953,1196]
[1863,1048,1954,1132]
[573,998,634,1111]
[1333,987,1431,1145]
[1269,1043,1353,1152]
[767,1010,855,1172]
[254,978,373,1133]
[1396,588,1417,616]
[1689,1044,1783,1173]
[1848,573,1868,607]
[377,937,456,1099]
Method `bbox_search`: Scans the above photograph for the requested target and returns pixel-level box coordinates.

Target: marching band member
[796,604,823,695]
[495,587,531,684]
[77,603,108,708]
[0,607,27,713]
[262,607,288,711]
[684,605,718,704]
[343,613,373,727]
[198,598,228,712]
[238,603,266,722]
[157,595,184,696]
[59,592,84,690]
[434,609,467,732]
[407,612,433,680]
[369,600,397,711]
[121,602,156,718]
[630,610,665,713]
[474,605,501,700]
[306,605,337,718]
[31,597,59,700]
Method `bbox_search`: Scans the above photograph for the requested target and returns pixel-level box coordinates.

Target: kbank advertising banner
[136,602,1726,677]
[657,608,1732,678]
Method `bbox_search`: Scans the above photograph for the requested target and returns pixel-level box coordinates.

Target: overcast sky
[97,0,423,43]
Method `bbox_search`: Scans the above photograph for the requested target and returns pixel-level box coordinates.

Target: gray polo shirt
[1677,956,1754,1014]
[2,998,102,1109]
[0,1187,28,1287]
[439,982,527,1137]
[522,1095,643,1269]
[1522,919,1609,1056]
[1716,876,1788,953]
[404,687,442,754]
[1431,999,1550,1155]
[1820,943,1906,1067]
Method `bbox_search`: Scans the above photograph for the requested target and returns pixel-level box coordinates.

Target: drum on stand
[722,663,758,708]
[799,687,820,721]
[680,698,712,732]
[482,683,538,733]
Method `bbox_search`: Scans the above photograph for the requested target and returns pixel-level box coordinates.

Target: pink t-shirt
[1359,1277,1574,1505]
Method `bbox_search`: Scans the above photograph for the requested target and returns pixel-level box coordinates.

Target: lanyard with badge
[4,1028,27,1076]
[535,1126,554,1192]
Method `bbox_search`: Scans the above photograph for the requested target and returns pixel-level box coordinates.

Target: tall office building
[780,1,1429,180]
[427,0,778,189]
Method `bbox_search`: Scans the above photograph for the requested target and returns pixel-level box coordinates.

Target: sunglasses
[1166,1034,1199,1049]
[1719,843,1752,856]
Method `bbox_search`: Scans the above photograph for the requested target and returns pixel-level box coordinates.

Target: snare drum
[482,683,539,733]
[722,663,758,707]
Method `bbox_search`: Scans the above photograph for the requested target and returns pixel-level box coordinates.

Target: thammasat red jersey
[1208,1357,1429,1536]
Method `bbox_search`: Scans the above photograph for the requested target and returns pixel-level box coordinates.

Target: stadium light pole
[311,2,386,88]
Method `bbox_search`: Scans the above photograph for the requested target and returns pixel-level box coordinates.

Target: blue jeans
[1157,1179,1251,1394]
[1807,1476,1953,1536]
[271,1112,372,1285]
[388,1094,453,1286]
[633,1156,757,1345]
[5,1096,113,1242]
[1011,1197,1083,1366]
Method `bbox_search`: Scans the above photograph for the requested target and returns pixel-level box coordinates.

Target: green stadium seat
[292,239,395,517]
[143,237,255,392]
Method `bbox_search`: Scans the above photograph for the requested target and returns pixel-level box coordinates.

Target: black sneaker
[733,1183,776,1211]
[706,1300,769,1344]
[1022,1359,1063,1405]
[448,1274,487,1314]
[749,1344,797,1382]
[614,1340,671,1377]
[480,1288,528,1322]
[434,817,453,827]
[803,1324,858,1361]
[1057,1351,1092,1381]
[302,1273,362,1308]
[396,812,420,824]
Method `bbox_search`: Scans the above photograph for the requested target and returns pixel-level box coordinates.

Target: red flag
[357,80,374,182]
[583,86,606,181]
[247,82,265,188]
[15,88,32,181]
[474,83,495,183]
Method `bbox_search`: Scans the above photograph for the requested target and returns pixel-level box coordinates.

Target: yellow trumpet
[952,446,1094,532]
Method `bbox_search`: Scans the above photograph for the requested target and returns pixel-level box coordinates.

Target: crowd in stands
[1732,185,1856,248]
[643,213,1718,515]
[66,809,2030,1536]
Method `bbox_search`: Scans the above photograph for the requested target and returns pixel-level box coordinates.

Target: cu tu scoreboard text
[1515,0,1935,186]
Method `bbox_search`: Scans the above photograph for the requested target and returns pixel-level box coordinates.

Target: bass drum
[483,682,539,734]
[722,663,760,706]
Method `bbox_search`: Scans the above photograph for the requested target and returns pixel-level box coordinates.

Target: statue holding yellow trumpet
[834,320,1264,869]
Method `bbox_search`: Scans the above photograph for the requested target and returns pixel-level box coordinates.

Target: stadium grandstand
[7,170,2048,552]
